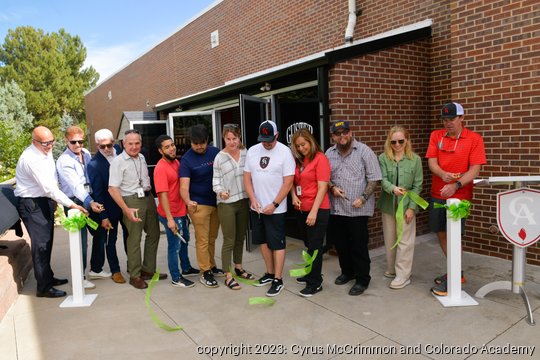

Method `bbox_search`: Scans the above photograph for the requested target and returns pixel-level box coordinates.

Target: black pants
[17,197,57,293]
[327,214,371,287]
[295,209,329,287]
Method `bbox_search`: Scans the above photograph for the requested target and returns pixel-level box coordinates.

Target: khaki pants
[189,205,220,272]
[382,212,416,280]
[123,195,160,278]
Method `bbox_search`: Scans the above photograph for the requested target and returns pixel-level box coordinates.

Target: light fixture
[260,82,271,91]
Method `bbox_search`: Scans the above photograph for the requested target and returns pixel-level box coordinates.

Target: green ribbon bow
[230,267,257,286]
[392,191,429,249]
[145,269,182,332]
[289,250,318,277]
[433,199,471,220]
[60,212,99,232]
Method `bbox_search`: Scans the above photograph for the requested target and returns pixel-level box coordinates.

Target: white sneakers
[389,277,410,289]
[89,270,112,279]
[84,279,96,289]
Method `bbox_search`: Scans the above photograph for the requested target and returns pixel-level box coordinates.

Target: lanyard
[131,157,143,187]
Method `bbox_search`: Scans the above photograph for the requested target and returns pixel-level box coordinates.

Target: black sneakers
[299,285,322,297]
[172,277,195,288]
[211,266,225,277]
[199,270,218,288]
[295,276,307,285]
[253,273,274,287]
[266,278,284,297]
[181,268,200,277]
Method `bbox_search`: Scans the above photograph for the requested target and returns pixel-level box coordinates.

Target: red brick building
[84,0,540,263]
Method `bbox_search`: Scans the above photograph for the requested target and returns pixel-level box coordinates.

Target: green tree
[0,79,34,181]
[0,26,99,131]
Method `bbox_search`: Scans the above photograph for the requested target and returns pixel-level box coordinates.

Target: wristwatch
[361,193,369,202]
[455,181,462,189]
[272,201,280,208]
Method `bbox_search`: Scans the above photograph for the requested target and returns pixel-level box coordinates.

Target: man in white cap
[244,120,295,297]
[426,102,486,296]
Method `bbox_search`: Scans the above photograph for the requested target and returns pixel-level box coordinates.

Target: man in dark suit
[87,129,126,284]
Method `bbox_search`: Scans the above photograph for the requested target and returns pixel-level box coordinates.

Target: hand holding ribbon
[59,211,99,232]
[392,191,428,249]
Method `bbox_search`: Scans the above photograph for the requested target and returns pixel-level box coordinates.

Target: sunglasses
[98,143,114,149]
[333,130,350,137]
[69,140,84,145]
[223,123,239,129]
[33,139,55,147]
[390,139,405,145]
[125,129,140,135]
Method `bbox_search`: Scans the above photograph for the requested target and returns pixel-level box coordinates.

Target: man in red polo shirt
[426,102,486,296]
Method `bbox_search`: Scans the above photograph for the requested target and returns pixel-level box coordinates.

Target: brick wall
[445,0,540,265]
[329,40,432,249]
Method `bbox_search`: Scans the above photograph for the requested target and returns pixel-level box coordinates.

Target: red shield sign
[497,188,540,248]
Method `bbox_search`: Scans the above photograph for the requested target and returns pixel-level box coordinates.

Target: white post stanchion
[60,209,97,308]
[434,198,478,307]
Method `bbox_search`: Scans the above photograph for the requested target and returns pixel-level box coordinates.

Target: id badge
[136,187,145,198]
[296,186,302,196]
[84,183,92,194]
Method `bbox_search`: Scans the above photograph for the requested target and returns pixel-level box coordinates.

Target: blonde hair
[65,125,84,138]
[384,126,414,161]
[290,128,322,166]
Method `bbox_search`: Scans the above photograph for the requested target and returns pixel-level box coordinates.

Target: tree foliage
[0,26,99,131]
[0,79,33,181]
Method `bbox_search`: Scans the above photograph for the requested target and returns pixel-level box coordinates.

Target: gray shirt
[325,139,381,217]
[109,151,151,196]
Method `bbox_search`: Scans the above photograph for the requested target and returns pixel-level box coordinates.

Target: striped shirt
[325,139,382,217]
[212,149,247,204]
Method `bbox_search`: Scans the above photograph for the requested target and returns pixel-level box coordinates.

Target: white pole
[434,198,478,307]
[60,209,97,308]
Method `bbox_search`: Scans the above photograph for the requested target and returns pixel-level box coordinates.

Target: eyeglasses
[390,139,405,145]
[33,139,55,147]
[98,143,114,149]
[438,132,461,152]
[333,130,350,137]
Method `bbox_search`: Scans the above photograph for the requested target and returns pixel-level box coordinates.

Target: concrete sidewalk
[1,226,540,360]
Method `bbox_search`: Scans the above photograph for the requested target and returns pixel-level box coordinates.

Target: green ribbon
[289,250,318,277]
[60,212,99,232]
[249,297,276,306]
[392,192,429,249]
[433,200,471,220]
[145,269,182,332]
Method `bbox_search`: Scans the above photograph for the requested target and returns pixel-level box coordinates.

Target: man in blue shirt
[180,125,224,288]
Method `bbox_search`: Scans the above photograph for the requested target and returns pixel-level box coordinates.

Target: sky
[0,0,218,84]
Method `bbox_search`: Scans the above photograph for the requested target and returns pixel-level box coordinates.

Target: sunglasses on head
[98,143,114,149]
[390,139,405,145]
[69,140,84,145]
[223,123,239,129]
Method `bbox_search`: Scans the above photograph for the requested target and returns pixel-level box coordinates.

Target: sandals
[234,268,255,280]
[225,277,241,290]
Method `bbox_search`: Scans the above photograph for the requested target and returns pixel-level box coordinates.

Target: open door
[167,111,215,158]
[240,94,271,149]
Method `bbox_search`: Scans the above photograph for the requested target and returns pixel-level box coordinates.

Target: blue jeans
[158,215,193,281]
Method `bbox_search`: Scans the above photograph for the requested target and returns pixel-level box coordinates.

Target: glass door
[239,94,271,149]
[167,111,215,158]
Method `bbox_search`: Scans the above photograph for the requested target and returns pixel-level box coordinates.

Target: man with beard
[325,121,381,296]
[244,120,295,297]
[154,134,197,288]
[180,125,223,288]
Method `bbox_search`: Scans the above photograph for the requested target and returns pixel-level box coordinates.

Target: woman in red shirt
[290,128,331,297]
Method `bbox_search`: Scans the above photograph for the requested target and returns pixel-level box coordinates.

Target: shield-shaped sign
[260,156,270,169]
[497,188,540,248]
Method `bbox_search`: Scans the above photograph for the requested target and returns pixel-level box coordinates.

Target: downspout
[344,0,357,43]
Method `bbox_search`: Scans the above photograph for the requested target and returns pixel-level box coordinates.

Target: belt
[124,191,151,198]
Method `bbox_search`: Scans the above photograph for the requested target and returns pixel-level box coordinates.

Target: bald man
[15,126,89,298]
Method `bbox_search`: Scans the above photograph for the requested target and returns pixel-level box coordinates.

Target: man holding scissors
[325,121,381,296]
